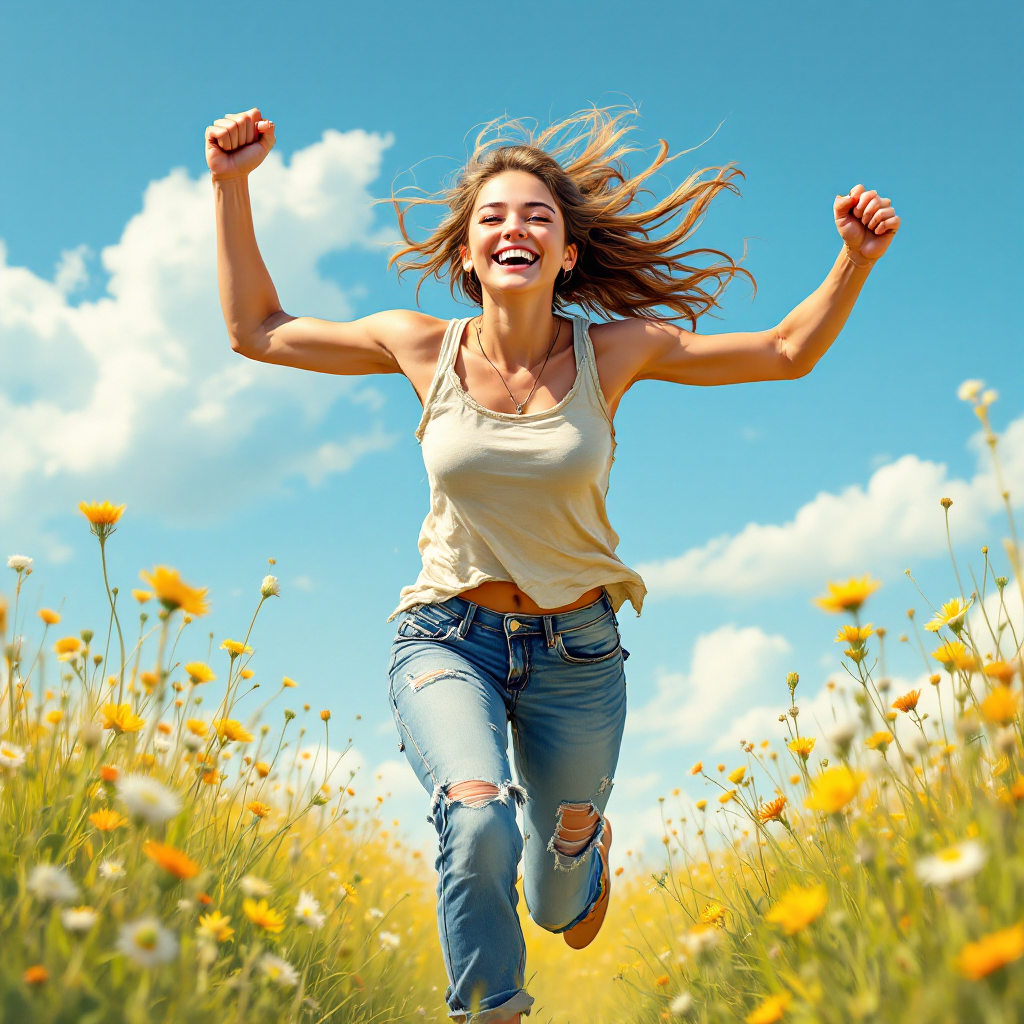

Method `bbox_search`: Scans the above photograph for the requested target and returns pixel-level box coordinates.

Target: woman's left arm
[597,185,900,395]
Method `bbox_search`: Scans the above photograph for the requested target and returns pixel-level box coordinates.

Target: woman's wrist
[842,244,876,270]
[211,172,250,188]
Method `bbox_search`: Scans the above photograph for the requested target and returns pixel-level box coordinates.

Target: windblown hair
[388,107,753,327]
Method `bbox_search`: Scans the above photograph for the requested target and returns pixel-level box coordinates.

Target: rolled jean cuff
[450,989,534,1023]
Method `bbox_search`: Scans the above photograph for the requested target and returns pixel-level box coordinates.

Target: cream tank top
[390,315,647,620]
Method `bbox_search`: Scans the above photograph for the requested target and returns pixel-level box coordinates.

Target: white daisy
[153,737,171,753]
[27,864,80,904]
[379,930,400,951]
[957,379,984,402]
[98,858,125,880]
[915,840,987,887]
[259,953,299,988]
[0,742,26,770]
[295,890,326,929]
[239,875,273,898]
[367,907,384,919]
[61,906,99,932]
[678,925,720,958]
[117,917,178,967]
[116,774,182,825]
[6,555,33,572]
[182,732,204,751]
[669,991,693,1017]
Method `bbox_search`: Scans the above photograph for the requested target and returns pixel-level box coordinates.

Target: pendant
[516,404,524,415]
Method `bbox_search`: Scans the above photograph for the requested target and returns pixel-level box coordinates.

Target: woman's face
[462,170,576,302]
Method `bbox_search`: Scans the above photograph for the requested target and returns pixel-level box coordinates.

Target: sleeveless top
[390,315,647,620]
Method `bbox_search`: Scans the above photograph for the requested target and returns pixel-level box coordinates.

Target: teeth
[497,248,537,264]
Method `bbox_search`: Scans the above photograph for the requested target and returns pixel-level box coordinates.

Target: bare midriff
[460,581,605,615]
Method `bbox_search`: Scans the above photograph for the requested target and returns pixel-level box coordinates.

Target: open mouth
[492,247,539,268]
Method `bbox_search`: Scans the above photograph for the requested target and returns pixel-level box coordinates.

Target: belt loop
[543,615,555,649]
[457,601,478,639]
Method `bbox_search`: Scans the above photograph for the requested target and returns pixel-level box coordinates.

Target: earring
[463,262,473,272]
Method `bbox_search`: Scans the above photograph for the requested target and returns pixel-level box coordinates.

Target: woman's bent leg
[389,618,535,1023]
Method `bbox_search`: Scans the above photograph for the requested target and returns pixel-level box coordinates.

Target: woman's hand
[834,184,900,264]
[205,108,276,181]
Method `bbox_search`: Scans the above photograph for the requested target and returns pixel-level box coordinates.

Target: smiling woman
[205,103,899,1024]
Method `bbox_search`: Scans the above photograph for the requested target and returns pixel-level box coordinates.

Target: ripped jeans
[388,592,627,1023]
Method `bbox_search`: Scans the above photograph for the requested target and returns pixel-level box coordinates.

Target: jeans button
[509,619,521,631]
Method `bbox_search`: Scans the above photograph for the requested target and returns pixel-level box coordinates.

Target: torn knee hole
[409,669,453,691]
[447,781,502,809]
[550,801,602,861]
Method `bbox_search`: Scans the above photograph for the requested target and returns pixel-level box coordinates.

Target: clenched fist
[834,184,901,263]
[205,108,276,181]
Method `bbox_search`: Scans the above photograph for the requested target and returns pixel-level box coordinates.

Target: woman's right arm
[206,108,441,385]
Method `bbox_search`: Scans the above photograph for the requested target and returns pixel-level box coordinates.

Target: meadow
[1,379,1022,1023]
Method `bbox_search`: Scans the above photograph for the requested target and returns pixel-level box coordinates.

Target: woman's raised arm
[206,108,442,383]
[593,184,901,402]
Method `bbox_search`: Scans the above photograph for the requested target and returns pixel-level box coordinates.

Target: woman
[206,106,899,1023]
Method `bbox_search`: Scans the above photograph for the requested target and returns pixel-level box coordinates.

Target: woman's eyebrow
[477,201,557,214]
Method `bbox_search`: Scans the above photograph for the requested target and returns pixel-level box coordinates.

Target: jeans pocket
[395,604,457,642]
[554,616,622,665]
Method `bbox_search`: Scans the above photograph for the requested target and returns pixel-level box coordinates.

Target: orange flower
[247,802,271,819]
[99,702,145,734]
[981,687,1020,726]
[201,770,221,786]
[956,923,1024,980]
[23,965,48,986]
[88,809,128,832]
[654,975,670,987]
[139,566,209,617]
[690,761,703,775]
[985,661,1018,686]
[892,690,921,713]
[758,796,786,823]
[813,575,881,614]
[99,764,119,783]
[320,710,331,722]
[139,671,159,693]
[78,501,126,527]
[242,898,286,933]
[156,722,173,735]
[38,608,61,626]
[255,761,271,778]
[143,839,200,880]
[746,992,792,1024]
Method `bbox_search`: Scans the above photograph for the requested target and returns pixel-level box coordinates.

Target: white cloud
[639,415,1024,600]
[627,624,792,750]
[0,128,397,530]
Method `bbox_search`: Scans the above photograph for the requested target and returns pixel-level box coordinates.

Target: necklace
[474,315,562,415]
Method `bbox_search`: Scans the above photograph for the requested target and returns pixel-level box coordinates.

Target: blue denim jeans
[387,592,627,1023]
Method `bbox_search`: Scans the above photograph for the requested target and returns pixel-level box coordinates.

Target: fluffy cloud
[639,415,1024,600]
[627,623,792,750]
[0,129,397,529]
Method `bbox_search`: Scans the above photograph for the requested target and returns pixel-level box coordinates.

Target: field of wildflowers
[2,380,1022,1023]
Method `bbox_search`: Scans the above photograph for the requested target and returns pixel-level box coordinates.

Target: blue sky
[2,1,1023,853]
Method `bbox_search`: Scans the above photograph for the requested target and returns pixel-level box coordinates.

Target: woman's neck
[476,295,562,371]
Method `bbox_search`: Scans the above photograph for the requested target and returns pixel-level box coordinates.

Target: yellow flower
[985,661,1018,686]
[690,761,703,775]
[239,668,255,680]
[787,737,816,761]
[53,636,82,661]
[215,719,255,743]
[139,566,209,617]
[834,624,874,645]
[255,761,271,778]
[38,608,61,626]
[813,575,881,614]
[201,770,221,786]
[99,702,145,734]
[804,766,863,814]
[220,639,253,657]
[243,898,286,933]
[727,766,746,784]
[185,662,216,685]
[765,884,827,935]
[197,911,234,943]
[695,799,707,811]
[320,709,331,722]
[955,923,1024,980]
[132,589,153,604]
[282,676,298,688]
[719,790,737,804]
[758,796,786,823]
[247,801,271,819]
[932,640,979,672]
[185,718,209,737]
[139,671,159,693]
[924,597,972,633]
[746,992,792,1024]
[865,731,893,752]
[45,709,63,725]
[700,901,726,926]
[78,501,126,527]
[143,840,200,880]
[981,687,1020,726]
[88,809,128,832]
[892,690,921,713]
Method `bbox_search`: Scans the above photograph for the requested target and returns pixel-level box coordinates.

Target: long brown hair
[388,107,753,328]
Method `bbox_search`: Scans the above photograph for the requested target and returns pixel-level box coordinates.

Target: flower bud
[261,575,280,598]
